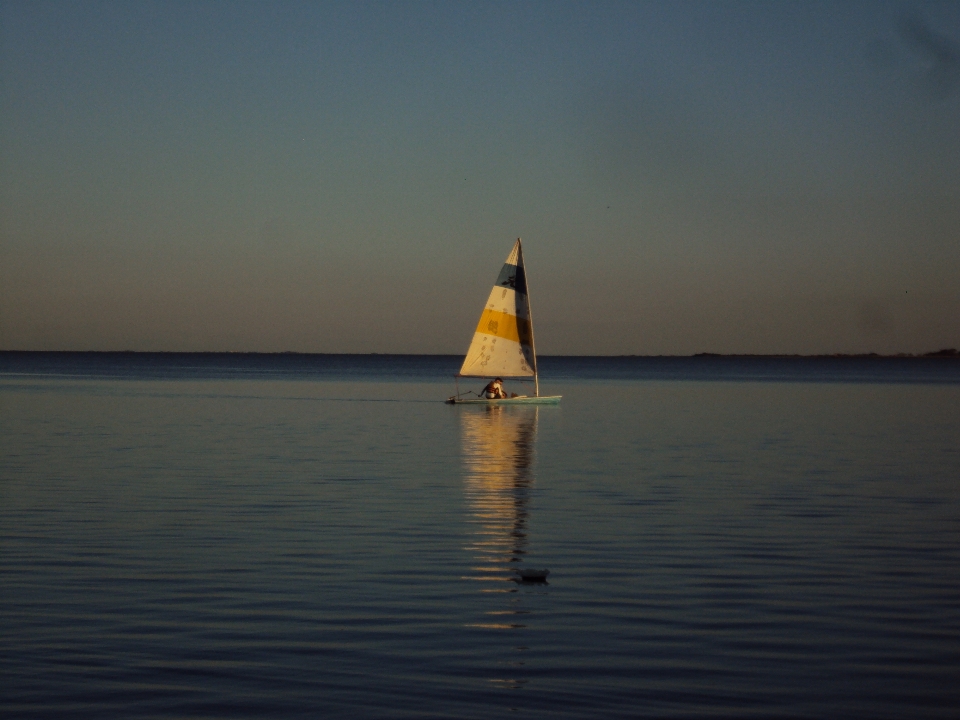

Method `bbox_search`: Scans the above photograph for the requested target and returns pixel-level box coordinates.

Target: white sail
[459,239,536,378]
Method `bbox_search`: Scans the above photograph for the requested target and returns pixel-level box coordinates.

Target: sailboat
[446,239,561,404]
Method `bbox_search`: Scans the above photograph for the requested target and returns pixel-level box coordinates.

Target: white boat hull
[446,395,561,405]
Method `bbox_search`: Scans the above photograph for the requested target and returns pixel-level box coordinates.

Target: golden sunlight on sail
[458,239,536,379]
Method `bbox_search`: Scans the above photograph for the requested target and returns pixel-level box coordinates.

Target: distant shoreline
[1,349,957,359]
[688,350,959,359]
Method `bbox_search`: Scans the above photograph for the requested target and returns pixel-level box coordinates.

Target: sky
[1,0,958,355]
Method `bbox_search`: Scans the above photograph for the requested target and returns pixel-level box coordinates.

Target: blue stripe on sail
[494,262,527,295]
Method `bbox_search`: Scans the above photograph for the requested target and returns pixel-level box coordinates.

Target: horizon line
[1,349,957,359]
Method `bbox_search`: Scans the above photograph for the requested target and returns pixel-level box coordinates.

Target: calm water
[2,354,959,718]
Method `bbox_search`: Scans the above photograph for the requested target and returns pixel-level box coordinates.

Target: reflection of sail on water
[461,407,538,582]
[460,406,541,689]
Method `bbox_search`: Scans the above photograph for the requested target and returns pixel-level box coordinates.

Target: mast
[518,238,540,397]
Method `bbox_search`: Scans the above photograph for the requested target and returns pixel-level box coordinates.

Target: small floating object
[512,568,550,582]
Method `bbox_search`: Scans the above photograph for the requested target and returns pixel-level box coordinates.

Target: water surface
[2,355,959,718]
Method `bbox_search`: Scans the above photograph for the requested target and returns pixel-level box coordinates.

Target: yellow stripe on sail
[475,309,533,346]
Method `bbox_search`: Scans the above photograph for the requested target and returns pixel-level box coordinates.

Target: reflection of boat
[461,406,539,583]
[447,239,561,404]
[461,405,545,693]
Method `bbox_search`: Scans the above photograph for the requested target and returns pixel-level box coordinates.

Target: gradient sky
[2,1,958,354]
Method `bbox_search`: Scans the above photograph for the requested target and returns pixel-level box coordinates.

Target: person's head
[495,378,503,384]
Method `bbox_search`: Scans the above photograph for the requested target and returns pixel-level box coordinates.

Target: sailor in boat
[481,378,507,399]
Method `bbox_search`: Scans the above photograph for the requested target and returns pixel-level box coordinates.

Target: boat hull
[446,395,561,405]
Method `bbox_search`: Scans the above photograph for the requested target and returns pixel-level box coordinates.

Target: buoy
[513,568,549,582]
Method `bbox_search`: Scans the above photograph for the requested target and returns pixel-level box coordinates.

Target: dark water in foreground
[2,354,959,718]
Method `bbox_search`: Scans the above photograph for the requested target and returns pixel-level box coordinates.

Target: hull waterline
[446,395,561,405]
